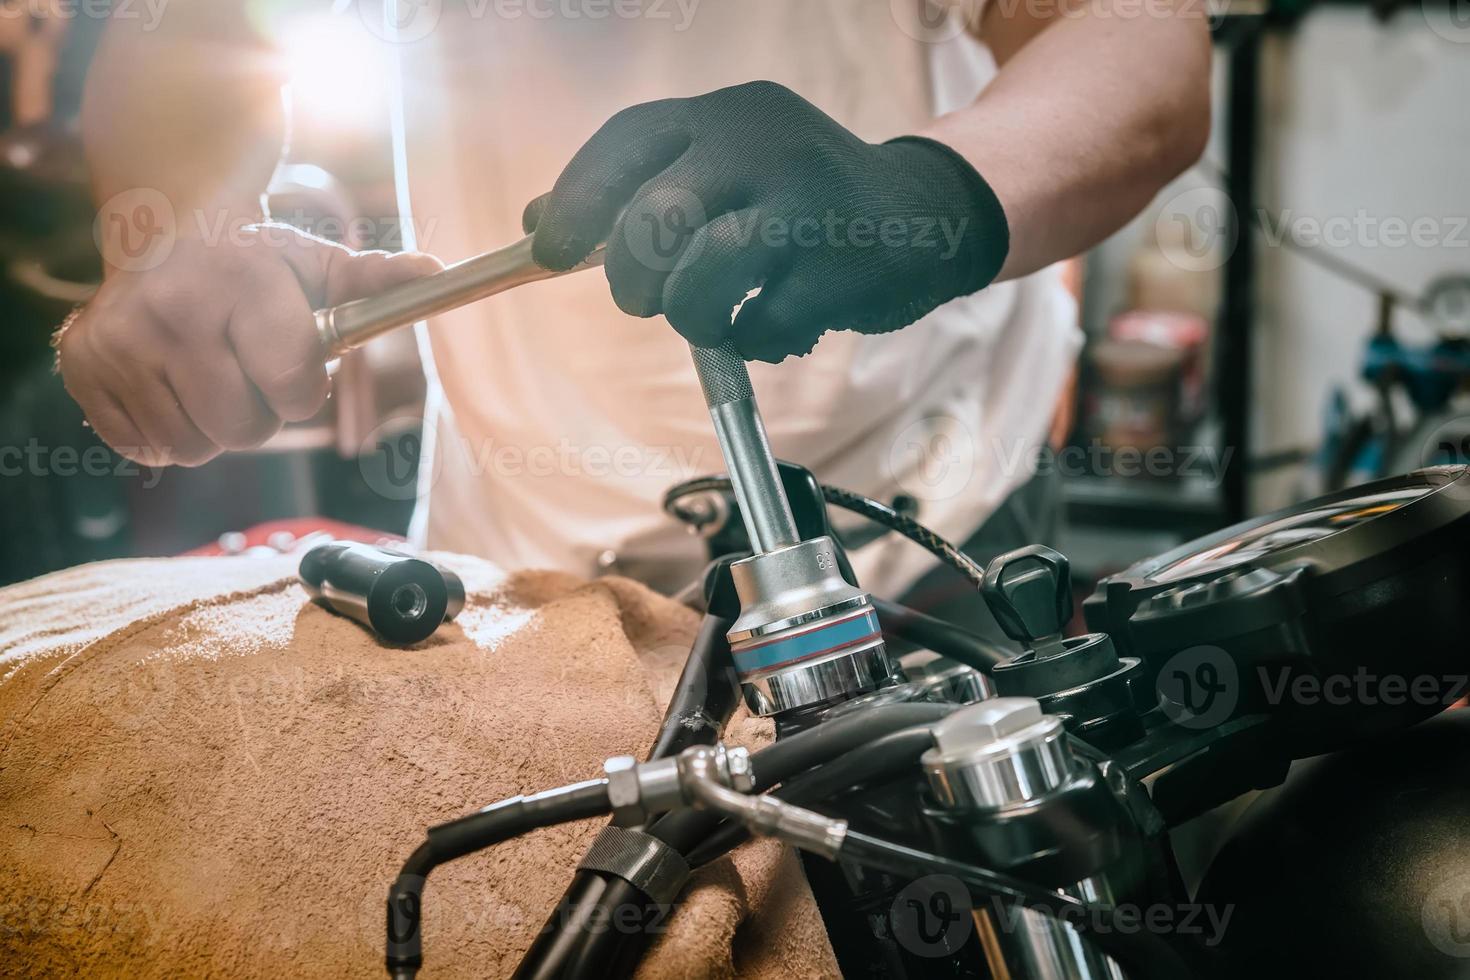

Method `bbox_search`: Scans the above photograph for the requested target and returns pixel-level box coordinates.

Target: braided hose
[663,477,989,593]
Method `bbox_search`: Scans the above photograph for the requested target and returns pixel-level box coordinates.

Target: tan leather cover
[0,554,838,978]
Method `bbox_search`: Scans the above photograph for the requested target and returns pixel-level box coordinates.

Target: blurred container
[1108,309,1210,422]
[1129,209,1221,320]
[1091,339,1185,456]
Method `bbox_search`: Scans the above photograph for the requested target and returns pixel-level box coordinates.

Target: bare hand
[58,223,441,467]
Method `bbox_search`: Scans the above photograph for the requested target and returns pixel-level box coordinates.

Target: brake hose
[385,779,611,980]
[514,610,739,979]
[396,703,956,980]
[633,726,1199,980]
[870,596,1012,672]
[684,723,938,867]
[510,702,957,980]
[631,725,1196,980]
[663,477,990,593]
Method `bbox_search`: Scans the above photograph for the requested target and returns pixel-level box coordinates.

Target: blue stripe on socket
[732,610,882,676]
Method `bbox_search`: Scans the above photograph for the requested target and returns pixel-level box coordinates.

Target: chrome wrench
[313,235,892,715]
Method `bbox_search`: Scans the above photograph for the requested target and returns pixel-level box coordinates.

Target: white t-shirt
[393,0,1080,595]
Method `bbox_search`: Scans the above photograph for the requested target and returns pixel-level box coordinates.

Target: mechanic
[57,1,1209,622]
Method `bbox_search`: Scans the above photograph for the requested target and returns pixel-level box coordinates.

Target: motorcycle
[379,462,1470,980]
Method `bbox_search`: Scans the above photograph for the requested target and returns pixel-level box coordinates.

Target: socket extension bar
[313,234,894,715]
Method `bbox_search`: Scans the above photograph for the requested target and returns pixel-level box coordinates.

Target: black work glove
[523,80,1009,363]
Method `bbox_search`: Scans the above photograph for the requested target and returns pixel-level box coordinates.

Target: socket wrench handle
[313,236,605,358]
[311,234,800,557]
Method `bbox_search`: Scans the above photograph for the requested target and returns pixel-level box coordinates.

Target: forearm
[924,0,1212,280]
[82,1,286,256]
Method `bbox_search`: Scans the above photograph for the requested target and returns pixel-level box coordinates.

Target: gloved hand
[524,80,1009,363]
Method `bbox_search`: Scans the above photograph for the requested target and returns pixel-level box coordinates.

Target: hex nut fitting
[604,755,644,825]
[726,746,756,793]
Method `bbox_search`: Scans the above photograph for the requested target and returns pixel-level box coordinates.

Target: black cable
[838,832,1196,980]
[685,724,938,867]
[386,779,611,979]
[518,702,958,979]
[517,612,740,980]
[871,596,1011,672]
[647,612,739,759]
[817,484,989,591]
[475,715,1182,980]
[664,476,989,593]
[609,702,956,884]
[745,702,953,788]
